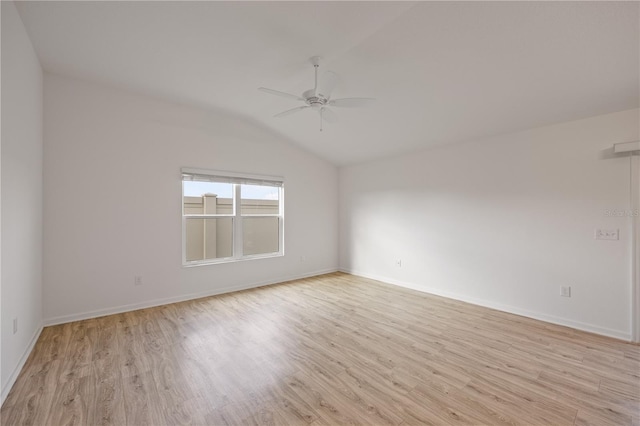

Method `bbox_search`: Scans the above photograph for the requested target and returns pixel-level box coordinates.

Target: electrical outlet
[134,275,143,286]
[595,229,619,240]
[395,259,402,267]
[13,318,18,334]
[560,286,571,297]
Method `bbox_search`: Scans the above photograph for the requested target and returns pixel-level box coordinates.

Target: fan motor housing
[303,89,328,107]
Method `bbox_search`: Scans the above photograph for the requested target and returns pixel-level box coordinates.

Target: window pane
[185,217,233,261]
[183,181,233,214]
[240,184,280,215]
[242,217,279,256]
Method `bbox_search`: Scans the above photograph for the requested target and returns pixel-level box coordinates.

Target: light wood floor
[2,273,639,425]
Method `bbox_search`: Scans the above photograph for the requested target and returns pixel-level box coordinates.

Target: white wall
[1,1,44,402]
[43,74,338,323]
[340,109,639,340]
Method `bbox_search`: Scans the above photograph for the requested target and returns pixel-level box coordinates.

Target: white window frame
[182,167,284,266]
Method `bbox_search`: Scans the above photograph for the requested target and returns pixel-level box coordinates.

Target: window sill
[182,252,284,268]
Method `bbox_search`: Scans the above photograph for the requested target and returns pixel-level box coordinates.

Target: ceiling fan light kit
[259,56,375,131]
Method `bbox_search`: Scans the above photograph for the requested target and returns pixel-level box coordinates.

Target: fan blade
[320,107,338,123]
[328,97,376,108]
[317,71,338,97]
[258,87,303,101]
[274,105,309,118]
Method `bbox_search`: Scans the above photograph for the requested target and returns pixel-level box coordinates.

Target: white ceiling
[15,1,639,166]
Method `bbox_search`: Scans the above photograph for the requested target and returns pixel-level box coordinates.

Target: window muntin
[182,169,283,265]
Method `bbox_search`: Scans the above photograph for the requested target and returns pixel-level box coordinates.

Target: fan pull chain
[320,108,323,132]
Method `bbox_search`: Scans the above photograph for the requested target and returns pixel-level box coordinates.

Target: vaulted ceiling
[15,1,639,166]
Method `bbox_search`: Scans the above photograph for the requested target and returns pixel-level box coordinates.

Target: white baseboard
[44,268,338,326]
[1,323,43,406]
[340,268,631,342]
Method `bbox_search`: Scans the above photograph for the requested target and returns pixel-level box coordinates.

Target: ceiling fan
[259,56,375,131]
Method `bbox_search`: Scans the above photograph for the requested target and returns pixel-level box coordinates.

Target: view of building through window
[182,173,283,264]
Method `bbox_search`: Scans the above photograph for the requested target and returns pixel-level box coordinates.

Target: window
[182,168,284,265]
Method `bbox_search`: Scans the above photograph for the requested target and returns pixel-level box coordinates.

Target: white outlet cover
[595,229,619,240]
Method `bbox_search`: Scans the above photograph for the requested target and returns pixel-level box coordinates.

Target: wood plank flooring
[2,272,639,425]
